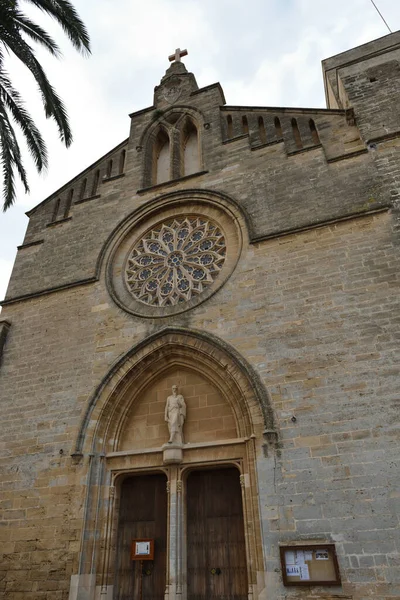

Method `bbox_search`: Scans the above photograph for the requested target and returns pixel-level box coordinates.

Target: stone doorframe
[104,440,262,600]
[69,327,279,600]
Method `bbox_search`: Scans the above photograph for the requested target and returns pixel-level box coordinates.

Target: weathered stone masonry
[0,33,399,600]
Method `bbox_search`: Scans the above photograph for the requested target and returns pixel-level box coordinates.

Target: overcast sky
[1,0,399,304]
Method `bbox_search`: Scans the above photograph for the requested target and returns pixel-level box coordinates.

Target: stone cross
[168,48,188,63]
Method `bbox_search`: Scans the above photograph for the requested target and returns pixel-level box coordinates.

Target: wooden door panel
[187,468,248,600]
[114,474,167,600]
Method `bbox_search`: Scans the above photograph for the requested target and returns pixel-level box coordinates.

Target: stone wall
[119,368,237,450]
[0,32,399,600]
[8,36,400,302]
[1,208,399,598]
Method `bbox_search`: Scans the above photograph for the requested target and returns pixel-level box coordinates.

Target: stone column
[69,453,105,600]
[165,479,171,600]
[240,472,254,600]
[166,467,184,600]
[170,127,182,180]
[99,485,115,599]
[176,478,183,599]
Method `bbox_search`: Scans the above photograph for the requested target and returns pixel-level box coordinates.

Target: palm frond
[0,69,48,172]
[12,11,61,57]
[0,102,29,210]
[0,28,72,146]
[0,0,91,210]
[27,0,90,54]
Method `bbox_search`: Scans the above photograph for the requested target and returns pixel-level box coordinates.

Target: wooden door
[187,468,248,600]
[114,473,167,600]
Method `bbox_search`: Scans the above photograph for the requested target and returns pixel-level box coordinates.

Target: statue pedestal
[162,442,183,465]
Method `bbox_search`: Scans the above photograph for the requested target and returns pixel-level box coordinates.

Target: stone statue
[165,385,186,445]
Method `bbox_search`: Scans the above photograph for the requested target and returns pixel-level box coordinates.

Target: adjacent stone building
[0,32,399,600]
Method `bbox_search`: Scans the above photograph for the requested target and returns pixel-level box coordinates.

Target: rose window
[124,217,226,306]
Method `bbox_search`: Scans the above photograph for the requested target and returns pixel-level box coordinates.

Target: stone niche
[118,367,238,451]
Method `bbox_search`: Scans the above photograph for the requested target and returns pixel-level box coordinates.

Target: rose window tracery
[124,217,226,306]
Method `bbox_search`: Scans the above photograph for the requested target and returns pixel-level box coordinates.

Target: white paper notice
[136,541,150,555]
[315,549,329,560]
[304,551,313,561]
[296,550,305,565]
[285,551,296,565]
[286,565,301,577]
[300,565,310,580]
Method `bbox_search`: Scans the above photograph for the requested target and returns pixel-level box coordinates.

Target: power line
[369,0,392,33]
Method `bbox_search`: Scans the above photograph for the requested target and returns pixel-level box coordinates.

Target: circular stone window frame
[123,216,227,308]
[106,192,244,318]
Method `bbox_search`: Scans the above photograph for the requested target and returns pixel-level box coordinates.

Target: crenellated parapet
[220,106,366,161]
[22,138,129,242]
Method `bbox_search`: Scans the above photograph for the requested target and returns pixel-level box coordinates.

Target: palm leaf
[0,28,72,145]
[0,69,48,172]
[12,11,61,57]
[0,101,29,210]
[0,0,91,209]
[27,0,90,54]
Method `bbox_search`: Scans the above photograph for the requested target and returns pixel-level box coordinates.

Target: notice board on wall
[280,544,341,586]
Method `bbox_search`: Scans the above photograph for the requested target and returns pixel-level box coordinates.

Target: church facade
[0,33,399,600]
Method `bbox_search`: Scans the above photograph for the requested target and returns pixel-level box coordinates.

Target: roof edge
[26,138,129,217]
[221,105,345,115]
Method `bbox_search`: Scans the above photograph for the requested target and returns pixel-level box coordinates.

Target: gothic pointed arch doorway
[71,328,278,600]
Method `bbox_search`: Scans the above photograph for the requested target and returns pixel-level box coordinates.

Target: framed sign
[280,544,341,586]
[131,539,155,561]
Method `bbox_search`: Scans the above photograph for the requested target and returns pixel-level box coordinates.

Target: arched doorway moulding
[73,327,278,459]
[70,328,277,600]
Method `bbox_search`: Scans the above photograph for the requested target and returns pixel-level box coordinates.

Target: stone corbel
[262,429,280,457]
[70,451,84,464]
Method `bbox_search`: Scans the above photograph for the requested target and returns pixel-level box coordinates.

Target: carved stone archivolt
[72,328,277,600]
[74,327,276,458]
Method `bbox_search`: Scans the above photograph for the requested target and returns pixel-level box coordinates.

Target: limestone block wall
[323,31,400,142]
[119,368,237,450]
[19,139,129,247]
[7,35,400,304]
[1,31,400,600]
[220,106,365,161]
[0,208,399,599]
[5,128,396,303]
